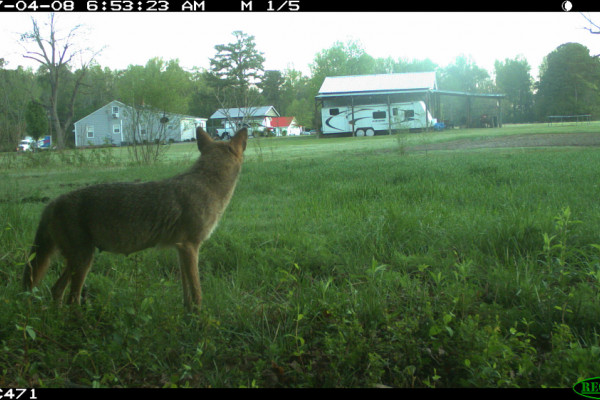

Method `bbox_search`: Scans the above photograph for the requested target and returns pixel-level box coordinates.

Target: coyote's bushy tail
[23,205,57,291]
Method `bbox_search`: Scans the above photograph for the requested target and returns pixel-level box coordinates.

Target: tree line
[1,15,599,151]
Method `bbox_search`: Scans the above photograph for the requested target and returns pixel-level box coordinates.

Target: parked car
[215,129,232,140]
[16,137,36,152]
[37,135,52,150]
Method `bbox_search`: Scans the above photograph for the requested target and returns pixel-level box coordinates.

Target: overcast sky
[1,11,599,80]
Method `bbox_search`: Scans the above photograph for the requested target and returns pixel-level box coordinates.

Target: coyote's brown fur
[22,127,247,313]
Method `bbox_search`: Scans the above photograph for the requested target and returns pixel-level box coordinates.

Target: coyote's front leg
[177,243,202,313]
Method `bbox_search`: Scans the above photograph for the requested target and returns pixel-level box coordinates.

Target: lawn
[1,123,600,387]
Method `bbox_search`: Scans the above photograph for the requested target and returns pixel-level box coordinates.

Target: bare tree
[123,105,175,164]
[20,13,102,149]
[581,12,600,35]
[213,87,263,136]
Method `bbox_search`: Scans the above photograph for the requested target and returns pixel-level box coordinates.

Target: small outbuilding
[270,117,302,136]
[209,106,279,137]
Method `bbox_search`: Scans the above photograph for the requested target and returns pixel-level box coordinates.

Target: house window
[329,108,340,116]
[112,106,119,114]
[373,111,386,119]
[86,126,94,138]
[113,124,121,135]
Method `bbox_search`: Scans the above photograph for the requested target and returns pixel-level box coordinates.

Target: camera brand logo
[574,377,600,399]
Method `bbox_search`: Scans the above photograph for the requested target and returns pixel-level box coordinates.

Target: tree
[188,68,221,119]
[73,64,118,122]
[116,58,193,164]
[25,101,48,140]
[0,62,38,151]
[306,40,377,128]
[494,57,534,123]
[438,55,492,93]
[279,68,313,128]
[581,12,600,36]
[120,105,175,164]
[437,55,495,126]
[208,31,266,131]
[373,57,437,74]
[309,40,375,95]
[20,13,101,149]
[117,58,192,114]
[258,70,284,111]
[535,42,600,119]
[210,31,265,89]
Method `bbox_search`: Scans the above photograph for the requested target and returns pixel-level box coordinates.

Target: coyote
[22,127,247,313]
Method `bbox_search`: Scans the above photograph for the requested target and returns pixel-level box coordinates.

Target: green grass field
[1,123,600,387]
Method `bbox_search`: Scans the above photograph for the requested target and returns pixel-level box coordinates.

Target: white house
[73,100,207,147]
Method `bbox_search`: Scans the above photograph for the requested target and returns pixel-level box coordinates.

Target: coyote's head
[196,126,247,160]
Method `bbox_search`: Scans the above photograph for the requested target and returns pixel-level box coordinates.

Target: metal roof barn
[315,72,505,134]
[317,72,438,98]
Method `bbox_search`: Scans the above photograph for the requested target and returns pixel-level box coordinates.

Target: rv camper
[321,100,436,136]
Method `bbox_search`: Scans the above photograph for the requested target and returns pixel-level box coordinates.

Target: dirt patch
[409,132,600,152]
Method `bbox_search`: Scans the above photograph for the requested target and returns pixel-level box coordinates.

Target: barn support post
[433,94,437,127]
[498,99,503,128]
[425,92,430,131]
[351,96,355,136]
[435,92,441,126]
[315,98,321,138]
[466,96,472,128]
[436,93,441,125]
[387,95,392,135]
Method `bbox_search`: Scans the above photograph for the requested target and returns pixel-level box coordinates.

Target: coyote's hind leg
[52,248,94,306]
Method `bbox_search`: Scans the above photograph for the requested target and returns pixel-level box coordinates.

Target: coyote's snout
[22,127,247,313]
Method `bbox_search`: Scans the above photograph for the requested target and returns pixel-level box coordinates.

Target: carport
[315,72,505,134]
[432,90,506,128]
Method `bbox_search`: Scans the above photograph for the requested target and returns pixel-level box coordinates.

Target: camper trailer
[321,100,436,136]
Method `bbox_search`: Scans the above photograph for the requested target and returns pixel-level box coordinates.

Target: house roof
[317,72,438,98]
[73,100,205,125]
[210,106,279,119]
[73,100,128,125]
[270,117,296,128]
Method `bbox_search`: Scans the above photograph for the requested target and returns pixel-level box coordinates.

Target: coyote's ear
[231,127,248,152]
[196,127,212,152]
